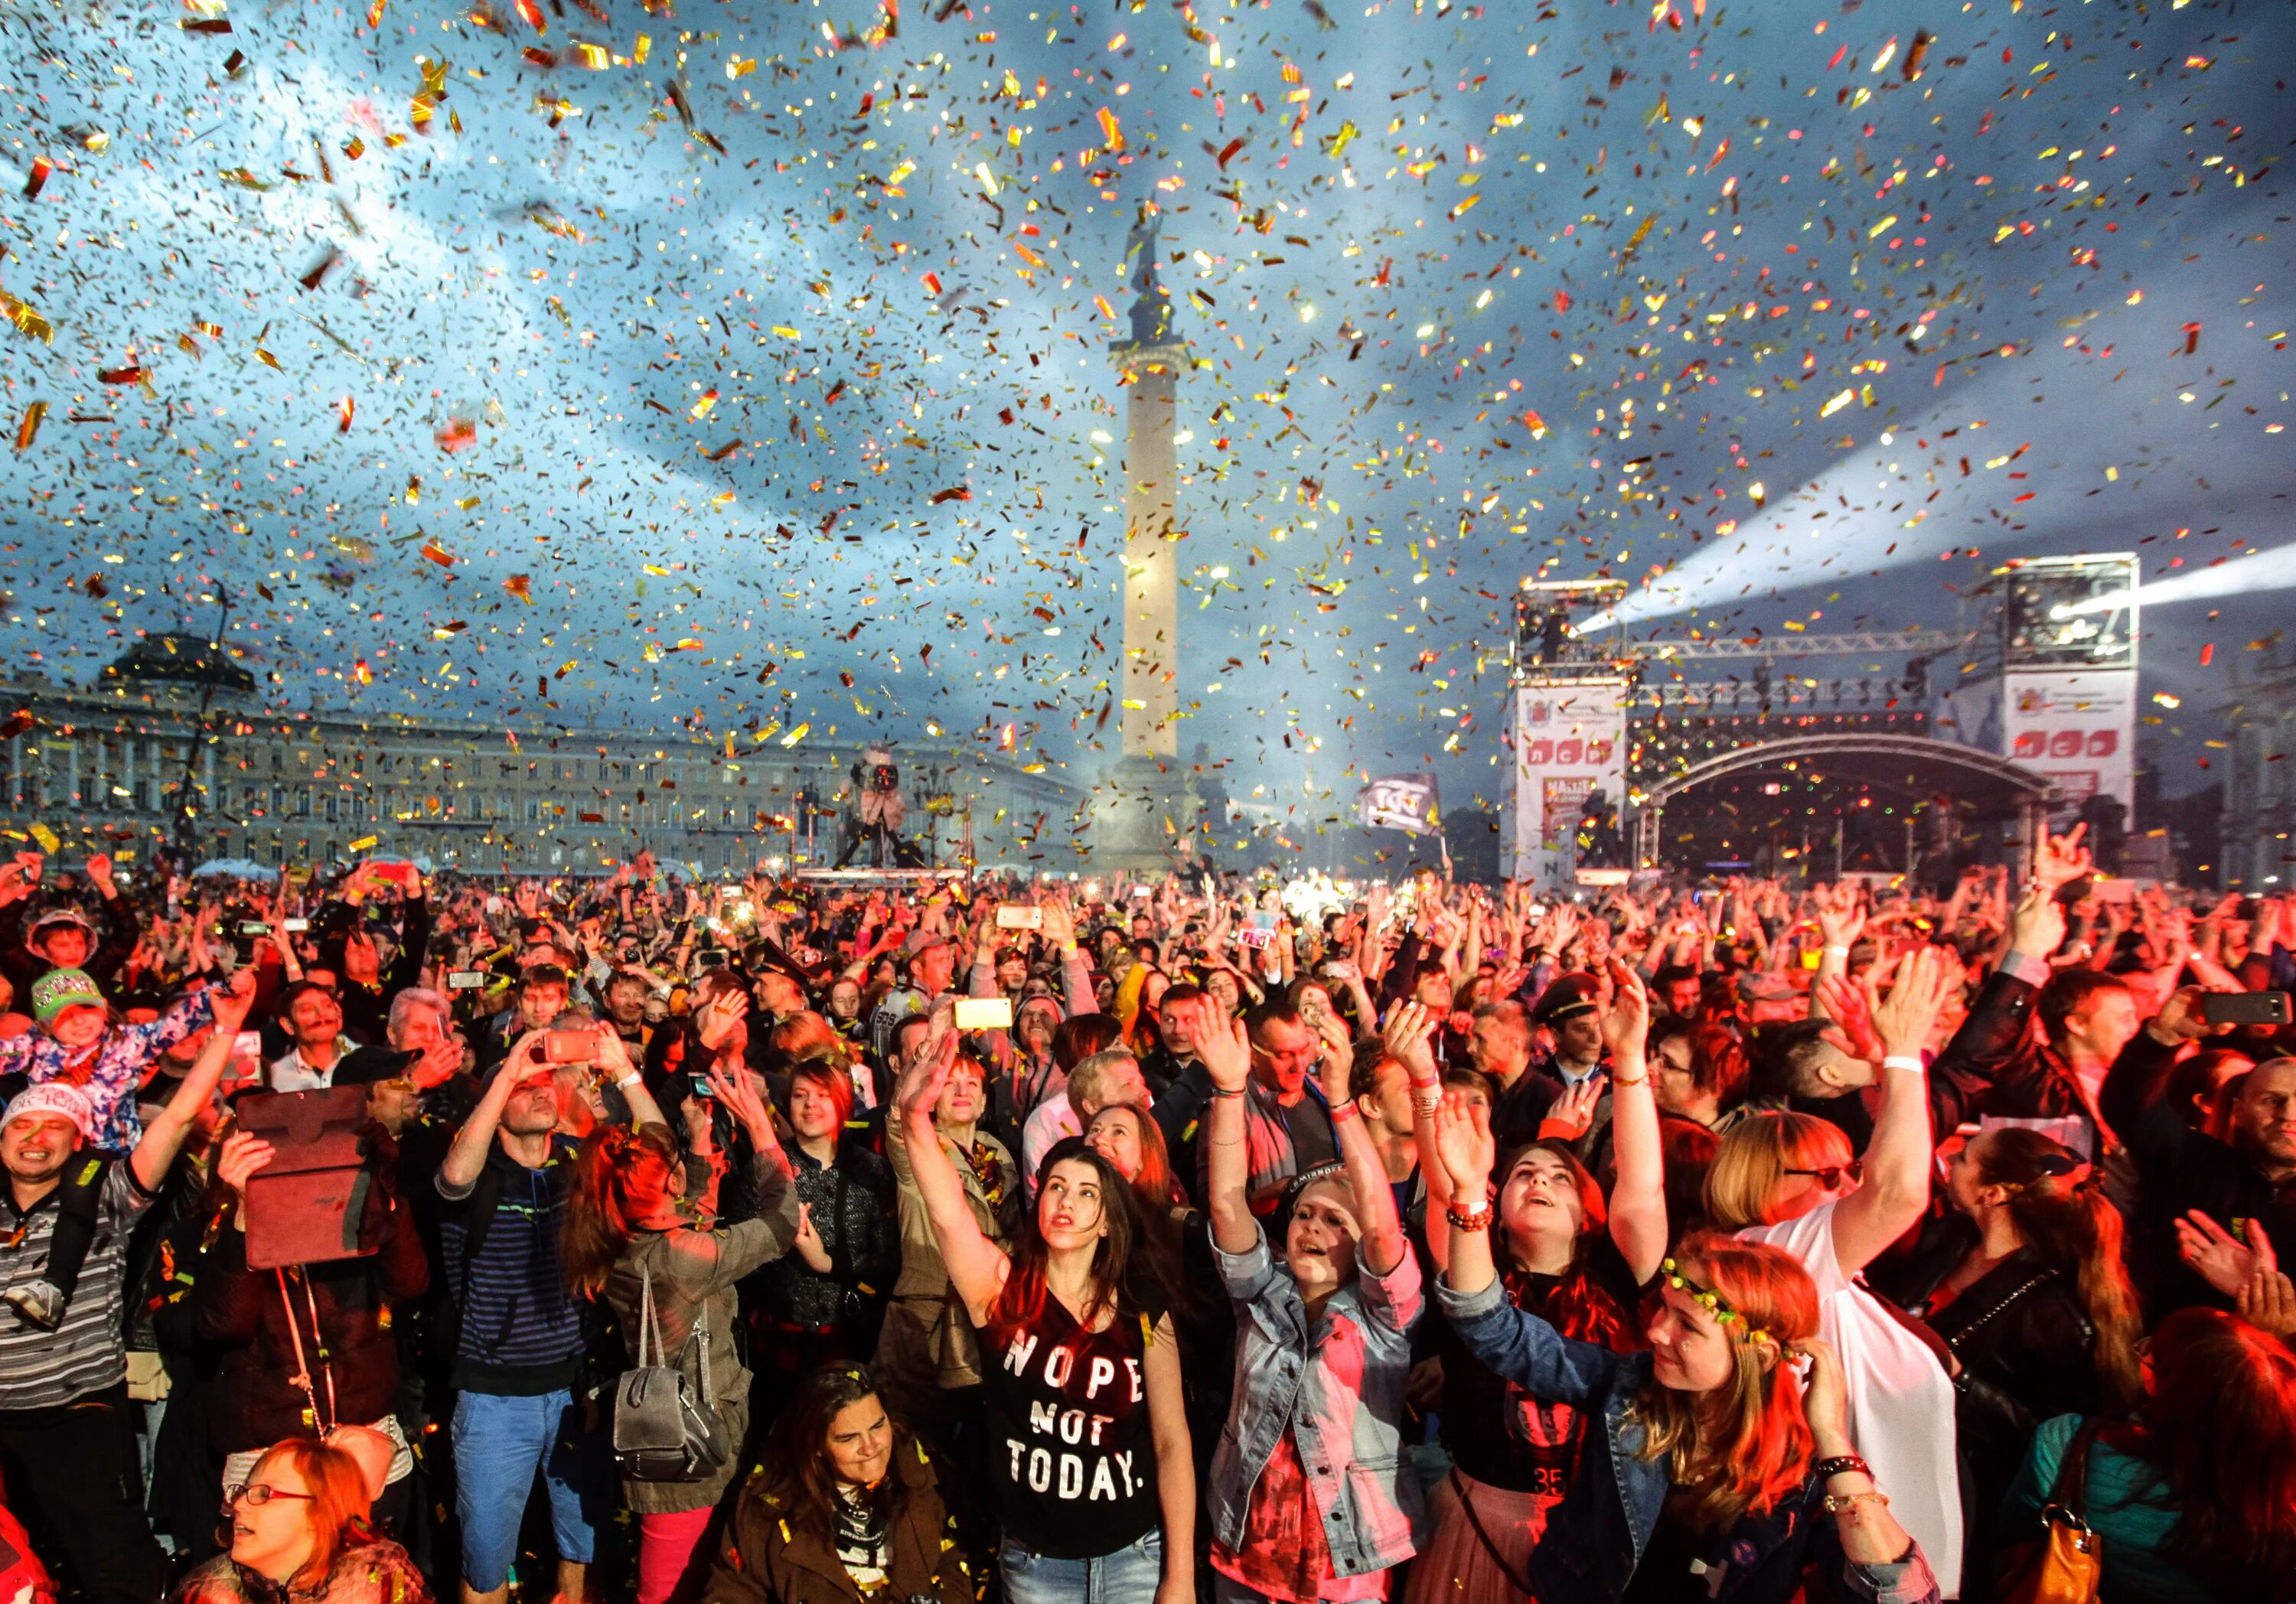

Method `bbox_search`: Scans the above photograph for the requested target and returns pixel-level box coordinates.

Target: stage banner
[1357,773,1442,836]
[2000,668,2136,819]
[1512,680,1628,888]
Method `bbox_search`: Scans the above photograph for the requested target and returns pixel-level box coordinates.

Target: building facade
[0,637,1087,877]
[2219,647,2296,889]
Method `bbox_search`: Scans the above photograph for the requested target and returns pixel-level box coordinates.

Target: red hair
[246,1439,373,1592]
[1634,1233,1821,1531]
[562,1123,680,1299]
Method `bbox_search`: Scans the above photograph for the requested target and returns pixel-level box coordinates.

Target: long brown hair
[1632,1233,1820,1533]
[990,1136,1150,1342]
[1970,1128,2142,1409]
[561,1123,681,1299]
[243,1439,373,1592]
[758,1364,914,1543]
[2121,1308,2296,1599]
[1497,1139,1631,1349]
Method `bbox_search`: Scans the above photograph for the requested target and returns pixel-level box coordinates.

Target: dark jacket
[194,1162,430,1452]
[2099,1025,2296,1312]
[703,1439,979,1604]
[0,888,138,999]
[1435,1272,1941,1604]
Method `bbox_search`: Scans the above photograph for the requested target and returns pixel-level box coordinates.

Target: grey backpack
[611,1263,731,1482]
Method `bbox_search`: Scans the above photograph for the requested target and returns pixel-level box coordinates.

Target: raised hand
[1379,999,1440,1087]
[1541,1072,1606,1141]
[211,967,259,1035]
[1430,1089,1495,1204]
[2007,882,2067,958]
[895,1012,960,1120]
[2174,1209,2261,1297]
[1813,970,1885,1064]
[1816,893,1866,951]
[1600,957,1649,1059]
[2032,824,2092,895]
[1189,996,1251,1094]
[696,989,749,1051]
[1864,945,1952,1060]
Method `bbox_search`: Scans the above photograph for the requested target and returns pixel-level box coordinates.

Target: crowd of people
[0,833,2288,1603]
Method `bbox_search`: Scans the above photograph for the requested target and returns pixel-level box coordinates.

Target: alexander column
[1094,212,1194,870]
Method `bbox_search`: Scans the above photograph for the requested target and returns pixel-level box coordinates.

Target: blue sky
[0,0,2286,840]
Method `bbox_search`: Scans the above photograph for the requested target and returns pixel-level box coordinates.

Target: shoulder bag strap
[635,1260,658,1369]
[2054,1419,2104,1521]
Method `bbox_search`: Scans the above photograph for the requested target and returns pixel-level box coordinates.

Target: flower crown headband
[1659,1257,1776,1348]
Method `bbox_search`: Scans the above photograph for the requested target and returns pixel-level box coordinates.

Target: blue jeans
[452,1388,610,1592]
[1000,1530,1164,1604]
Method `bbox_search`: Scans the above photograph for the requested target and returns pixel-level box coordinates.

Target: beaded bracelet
[1822,1491,1890,1514]
[1445,1201,1493,1232]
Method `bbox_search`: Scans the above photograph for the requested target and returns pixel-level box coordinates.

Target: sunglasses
[1782,1158,1864,1190]
[225,1483,316,1508]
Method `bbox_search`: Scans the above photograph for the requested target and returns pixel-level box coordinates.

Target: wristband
[1210,1084,1247,1100]
[1609,1070,1649,1088]
[1328,1099,1359,1125]
[612,1071,644,1091]
[1881,1055,1924,1074]
[1444,1200,1493,1232]
[1814,1454,1870,1482]
[1823,944,1849,959]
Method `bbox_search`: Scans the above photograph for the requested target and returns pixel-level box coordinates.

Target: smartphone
[995,905,1044,931]
[954,996,1013,1031]
[374,862,420,889]
[281,918,310,934]
[543,1027,598,1064]
[1234,928,1272,950]
[696,950,727,969]
[2202,991,2293,1028]
[239,921,270,937]
[447,970,488,990]
[2089,878,2137,905]
[231,1031,265,1062]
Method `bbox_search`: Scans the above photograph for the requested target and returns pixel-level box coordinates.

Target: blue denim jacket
[1437,1274,1941,1604]
[1207,1224,1425,1578]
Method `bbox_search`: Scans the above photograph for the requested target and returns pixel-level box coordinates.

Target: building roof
[99,633,255,693]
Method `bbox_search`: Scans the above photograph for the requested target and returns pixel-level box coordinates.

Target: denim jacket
[1437,1274,1941,1604]
[1208,1222,1424,1579]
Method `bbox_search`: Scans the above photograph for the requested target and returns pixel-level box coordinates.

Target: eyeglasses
[226,1484,317,1508]
[1782,1159,1863,1190]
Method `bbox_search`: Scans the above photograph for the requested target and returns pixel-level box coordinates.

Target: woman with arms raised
[891,1004,1192,1604]
[1429,1087,1940,1604]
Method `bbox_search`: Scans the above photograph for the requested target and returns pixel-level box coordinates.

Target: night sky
[0,0,2285,843]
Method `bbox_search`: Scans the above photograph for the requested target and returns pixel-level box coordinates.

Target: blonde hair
[1703,1111,1853,1231]
[1633,1234,1819,1531]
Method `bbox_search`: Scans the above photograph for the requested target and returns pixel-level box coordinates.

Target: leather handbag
[1995,1419,2104,1604]
[612,1262,730,1482]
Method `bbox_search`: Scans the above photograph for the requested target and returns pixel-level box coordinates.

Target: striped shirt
[0,1158,154,1410]
[436,1136,585,1394]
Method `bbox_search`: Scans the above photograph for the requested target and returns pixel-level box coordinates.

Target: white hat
[2,1083,93,1139]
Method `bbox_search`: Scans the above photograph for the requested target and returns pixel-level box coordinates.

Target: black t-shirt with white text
[974,1287,1159,1559]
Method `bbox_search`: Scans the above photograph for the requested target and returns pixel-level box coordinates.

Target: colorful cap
[31,967,103,1022]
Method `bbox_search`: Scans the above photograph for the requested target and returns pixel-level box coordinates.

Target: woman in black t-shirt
[892,1006,1193,1604]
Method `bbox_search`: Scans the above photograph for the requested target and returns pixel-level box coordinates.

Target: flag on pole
[1356,773,1441,836]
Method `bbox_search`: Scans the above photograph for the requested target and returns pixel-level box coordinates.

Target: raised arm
[1332,1076,1407,1279]
[440,1029,545,1195]
[1599,958,1667,1283]
[892,1009,1011,1324]
[1828,946,1950,1275]
[1191,998,1260,1258]
[132,970,257,1192]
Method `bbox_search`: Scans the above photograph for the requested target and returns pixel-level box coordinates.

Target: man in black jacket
[2101,984,2296,1313]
